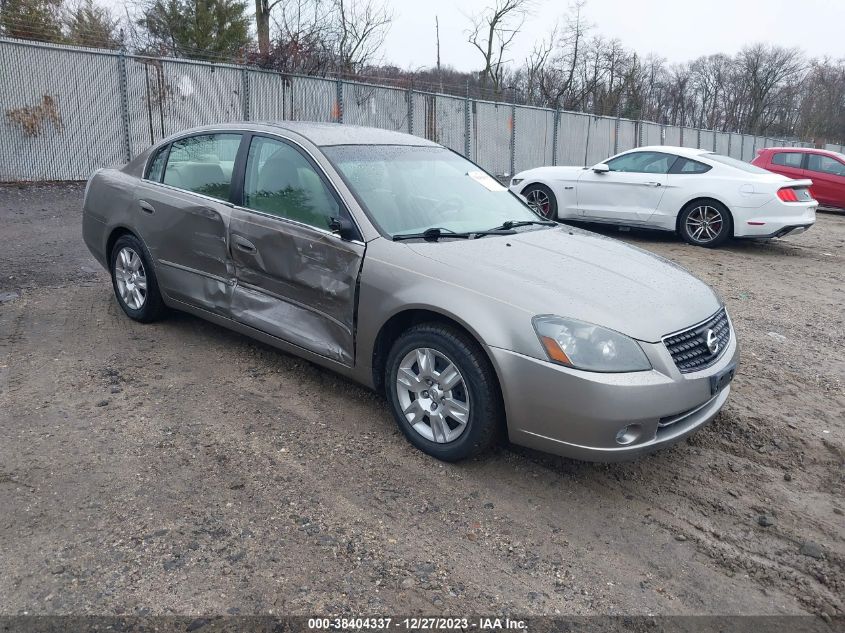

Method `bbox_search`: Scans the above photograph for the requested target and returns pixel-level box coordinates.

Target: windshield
[705,153,772,174]
[323,145,542,237]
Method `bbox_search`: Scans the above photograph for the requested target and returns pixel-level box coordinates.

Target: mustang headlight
[511,177,524,186]
[532,315,651,372]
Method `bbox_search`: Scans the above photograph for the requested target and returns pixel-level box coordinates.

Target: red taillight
[777,188,799,202]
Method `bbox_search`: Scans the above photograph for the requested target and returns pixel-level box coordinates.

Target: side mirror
[592,163,610,173]
[329,216,357,241]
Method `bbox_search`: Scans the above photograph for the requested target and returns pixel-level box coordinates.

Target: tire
[110,233,166,322]
[678,200,733,248]
[385,323,503,462]
[521,183,558,220]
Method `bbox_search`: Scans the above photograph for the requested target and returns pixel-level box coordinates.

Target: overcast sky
[382,0,845,72]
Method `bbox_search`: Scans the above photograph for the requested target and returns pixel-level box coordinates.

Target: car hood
[406,226,721,343]
[515,165,585,182]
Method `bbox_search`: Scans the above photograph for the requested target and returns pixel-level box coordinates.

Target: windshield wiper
[392,227,473,242]
[485,219,557,232]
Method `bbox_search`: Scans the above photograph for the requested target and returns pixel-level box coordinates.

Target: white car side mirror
[593,163,610,173]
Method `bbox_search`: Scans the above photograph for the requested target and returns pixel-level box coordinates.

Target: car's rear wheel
[110,234,165,322]
[522,183,558,220]
[679,200,732,248]
[385,323,502,461]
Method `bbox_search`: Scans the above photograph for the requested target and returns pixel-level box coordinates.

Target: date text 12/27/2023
[307,617,527,631]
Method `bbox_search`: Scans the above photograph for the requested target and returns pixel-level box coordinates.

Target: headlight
[511,178,524,186]
[532,315,651,372]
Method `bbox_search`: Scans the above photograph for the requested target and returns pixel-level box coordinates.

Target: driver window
[807,154,845,177]
[243,136,339,230]
[607,151,676,174]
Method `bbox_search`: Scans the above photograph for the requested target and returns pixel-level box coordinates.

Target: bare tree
[330,0,391,74]
[466,0,532,99]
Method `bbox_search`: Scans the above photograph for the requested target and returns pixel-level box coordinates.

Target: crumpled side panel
[228,209,365,365]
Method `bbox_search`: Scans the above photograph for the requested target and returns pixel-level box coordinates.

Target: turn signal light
[777,188,799,202]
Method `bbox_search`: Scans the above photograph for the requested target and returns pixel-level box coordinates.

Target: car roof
[759,146,840,157]
[622,145,711,159]
[164,121,439,148]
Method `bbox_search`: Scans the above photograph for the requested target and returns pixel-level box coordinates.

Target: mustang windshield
[323,145,543,237]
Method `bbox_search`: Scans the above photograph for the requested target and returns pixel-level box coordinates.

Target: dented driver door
[227,211,364,366]
[227,134,365,366]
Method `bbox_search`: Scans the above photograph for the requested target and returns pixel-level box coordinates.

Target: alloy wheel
[525,188,553,219]
[114,246,147,310]
[395,347,471,444]
[685,205,724,243]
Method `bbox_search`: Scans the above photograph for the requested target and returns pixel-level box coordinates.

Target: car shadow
[563,220,807,258]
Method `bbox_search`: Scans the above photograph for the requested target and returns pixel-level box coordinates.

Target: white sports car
[509,146,818,247]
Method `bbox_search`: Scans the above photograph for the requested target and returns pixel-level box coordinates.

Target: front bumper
[490,330,739,462]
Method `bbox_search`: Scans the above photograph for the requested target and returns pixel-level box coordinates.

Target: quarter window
[771,152,803,168]
[671,157,712,174]
[162,133,242,201]
[146,147,167,182]
[807,154,845,177]
[606,151,676,174]
[243,136,339,230]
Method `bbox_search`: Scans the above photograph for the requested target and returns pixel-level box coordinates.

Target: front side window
[162,133,241,201]
[323,145,542,237]
[243,136,340,230]
[606,151,676,174]
[807,154,845,177]
[771,152,803,168]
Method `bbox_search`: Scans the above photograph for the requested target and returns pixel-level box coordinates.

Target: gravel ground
[0,183,843,618]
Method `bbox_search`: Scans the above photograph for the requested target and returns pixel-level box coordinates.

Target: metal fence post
[509,104,516,177]
[335,78,344,123]
[463,86,471,158]
[241,68,250,121]
[614,116,620,154]
[552,108,560,166]
[117,51,132,162]
[407,84,413,135]
[696,128,701,149]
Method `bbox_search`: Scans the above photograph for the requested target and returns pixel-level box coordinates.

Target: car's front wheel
[385,323,502,461]
[522,183,558,220]
[110,233,165,322]
[678,200,732,248]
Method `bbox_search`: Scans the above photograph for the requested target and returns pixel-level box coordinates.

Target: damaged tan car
[83,122,738,462]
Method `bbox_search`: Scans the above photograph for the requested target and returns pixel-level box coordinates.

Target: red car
[752,147,845,211]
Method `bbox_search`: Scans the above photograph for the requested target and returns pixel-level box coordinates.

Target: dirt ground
[0,183,843,619]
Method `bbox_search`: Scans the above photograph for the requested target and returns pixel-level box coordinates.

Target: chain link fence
[1,37,833,183]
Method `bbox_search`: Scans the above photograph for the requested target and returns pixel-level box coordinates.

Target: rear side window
[670,157,712,174]
[162,133,242,201]
[807,154,845,177]
[771,152,803,168]
[243,136,340,230]
[705,153,771,174]
[606,151,677,174]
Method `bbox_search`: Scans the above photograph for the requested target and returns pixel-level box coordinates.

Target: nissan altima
[510,146,817,247]
[83,123,739,462]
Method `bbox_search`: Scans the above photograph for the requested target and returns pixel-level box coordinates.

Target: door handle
[232,235,257,253]
[644,182,662,188]
[139,200,156,214]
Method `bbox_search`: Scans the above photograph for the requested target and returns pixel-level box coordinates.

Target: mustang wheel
[679,200,732,248]
[385,323,502,461]
[110,234,165,322]
[522,184,558,220]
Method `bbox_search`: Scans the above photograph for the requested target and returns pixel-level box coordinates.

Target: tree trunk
[256,0,270,57]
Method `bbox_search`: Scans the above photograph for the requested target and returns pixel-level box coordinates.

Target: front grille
[663,308,730,373]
